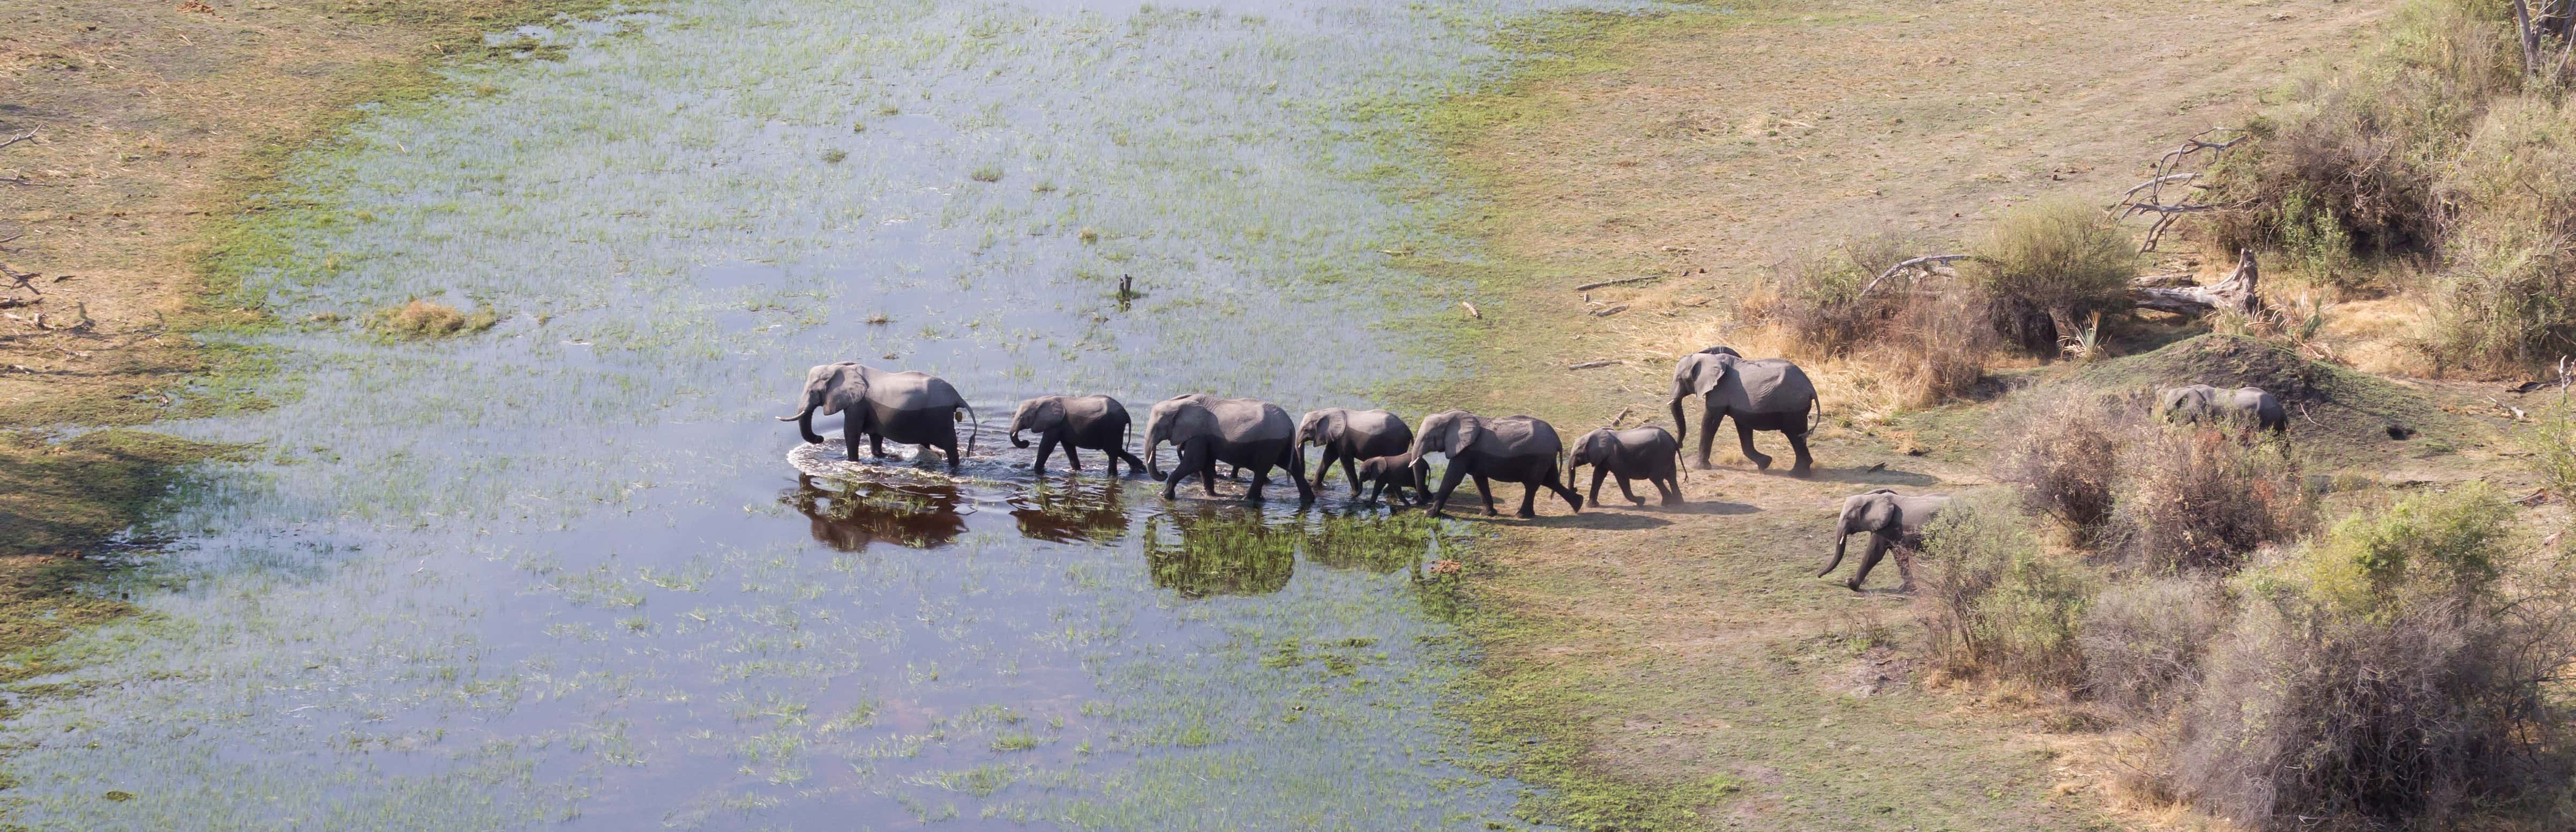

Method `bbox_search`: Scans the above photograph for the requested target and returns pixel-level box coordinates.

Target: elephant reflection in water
[785,474,968,552]
[1141,506,1297,598]
[1009,480,1133,544]
[1302,509,1437,574]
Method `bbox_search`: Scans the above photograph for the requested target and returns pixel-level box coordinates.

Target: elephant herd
[776,350,2294,592]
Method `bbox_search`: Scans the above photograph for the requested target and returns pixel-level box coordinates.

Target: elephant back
[1485,415,1564,457]
[862,368,963,412]
[1068,395,1128,428]
[1209,397,1296,443]
[1732,358,1815,411]
[1614,426,1676,452]
[1346,409,1412,455]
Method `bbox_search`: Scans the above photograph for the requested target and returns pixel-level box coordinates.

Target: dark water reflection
[1008,478,1134,544]
[786,474,974,551]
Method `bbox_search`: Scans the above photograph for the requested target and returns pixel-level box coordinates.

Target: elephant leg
[1062,444,1082,470]
[1117,449,1149,479]
[1547,466,1583,512]
[1365,478,1386,504]
[1892,545,1918,592]
[1429,463,1472,517]
[1587,467,1608,506]
[1695,407,1720,468]
[1619,476,1643,506]
[940,441,959,468]
[1786,429,1814,477]
[1199,453,1222,497]
[1032,435,1057,474]
[1517,481,1539,518]
[1655,475,1682,506]
[844,432,864,462]
[1162,445,1191,499]
[871,434,889,459]
[1249,463,1275,501]
[1287,451,1314,504]
[1848,534,1892,591]
[1311,448,1338,491]
[1339,455,1362,495]
[1734,420,1774,470]
[1472,474,1497,516]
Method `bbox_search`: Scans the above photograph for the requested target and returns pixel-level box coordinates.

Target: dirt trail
[1439,0,2386,826]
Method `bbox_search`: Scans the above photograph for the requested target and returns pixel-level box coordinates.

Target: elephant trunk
[777,403,825,445]
[1819,516,1851,577]
[1142,417,1167,480]
[1668,397,1688,443]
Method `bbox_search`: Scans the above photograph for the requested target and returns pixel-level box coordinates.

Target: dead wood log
[2129,249,2261,315]
[1566,359,1624,370]
[1575,276,1660,292]
[1591,304,1630,317]
[1859,254,1976,298]
[0,131,33,152]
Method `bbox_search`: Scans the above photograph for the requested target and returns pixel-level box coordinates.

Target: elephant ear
[822,373,867,417]
[1689,354,1736,396]
[1858,494,1902,533]
[1039,397,1068,428]
[1445,414,1485,457]
[1584,429,1617,463]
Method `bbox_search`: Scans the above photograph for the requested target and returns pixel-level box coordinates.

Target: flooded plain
[4,0,1651,828]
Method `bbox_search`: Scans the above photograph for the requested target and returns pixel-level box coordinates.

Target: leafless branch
[2110,127,2248,251]
[1574,275,1660,292]
[1859,254,1976,298]
[2,263,40,296]
[0,131,34,152]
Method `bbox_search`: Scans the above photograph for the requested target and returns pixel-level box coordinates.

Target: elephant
[1142,394,1315,503]
[2156,384,2287,434]
[1298,407,1414,494]
[1818,488,1952,592]
[1353,453,1432,506]
[1566,426,1685,507]
[1669,348,1819,474]
[1409,410,1582,518]
[776,362,977,466]
[1008,394,1148,477]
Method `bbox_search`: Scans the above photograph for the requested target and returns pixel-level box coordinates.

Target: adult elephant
[1668,348,1819,475]
[1410,410,1582,519]
[2156,384,2287,435]
[776,362,977,466]
[1818,489,1951,592]
[1566,426,1684,507]
[1009,394,1147,477]
[1297,407,1413,494]
[1142,395,1314,503]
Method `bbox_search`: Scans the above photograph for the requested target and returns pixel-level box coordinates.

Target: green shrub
[1914,501,2094,686]
[1965,198,2138,353]
[2174,485,2570,830]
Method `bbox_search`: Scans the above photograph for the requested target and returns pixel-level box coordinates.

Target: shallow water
[6,0,1647,828]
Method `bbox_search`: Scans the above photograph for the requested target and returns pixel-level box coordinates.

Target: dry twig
[2110,127,2247,251]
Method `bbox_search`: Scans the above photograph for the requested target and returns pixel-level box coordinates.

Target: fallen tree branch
[0,131,33,152]
[1566,359,1624,370]
[1575,276,1660,292]
[2111,127,2248,251]
[1,263,39,296]
[1859,254,1976,298]
[2129,248,2262,316]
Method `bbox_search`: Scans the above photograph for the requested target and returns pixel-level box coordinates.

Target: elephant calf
[1299,407,1414,495]
[1567,426,1684,507]
[1411,410,1582,518]
[1353,453,1432,506]
[2156,383,2287,435]
[1009,395,1148,477]
[1819,489,1951,592]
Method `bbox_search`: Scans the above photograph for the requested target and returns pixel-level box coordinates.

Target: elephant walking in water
[1009,395,1148,477]
[1143,395,1315,504]
[1669,346,1819,475]
[1567,426,1684,507]
[2156,384,2287,435]
[1819,489,1951,592]
[1298,407,1413,494]
[1410,410,1582,518]
[777,362,977,466]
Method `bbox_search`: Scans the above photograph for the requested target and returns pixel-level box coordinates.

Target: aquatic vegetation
[373,297,498,340]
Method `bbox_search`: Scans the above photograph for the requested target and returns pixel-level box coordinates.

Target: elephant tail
[961,400,980,454]
[1806,392,1822,435]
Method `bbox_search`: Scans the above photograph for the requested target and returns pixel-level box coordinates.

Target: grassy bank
[1412,0,2399,828]
[0,0,618,705]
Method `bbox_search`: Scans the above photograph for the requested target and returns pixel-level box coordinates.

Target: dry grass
[2120,427,2316,574]
[1997,396,2133,543]
[375,298,498,340]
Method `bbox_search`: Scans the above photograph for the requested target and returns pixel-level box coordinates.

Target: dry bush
[1877,283,1998,408]
[1915,500,2095,687]
[1757,233,1922,358]
[1997,396,2135,544]
[2206,0,2521,259]
[1965,198,2138,353]
[2080,575,2227,717]
[2174,485,2574,830]
[2424,97,2576,372]
[377,298,497,340]
[2119,427,2316,574]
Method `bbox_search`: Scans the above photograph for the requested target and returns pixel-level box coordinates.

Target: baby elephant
[1819,489,1951,592]
[1566,426,1684,506]
[1009,395,1149,477]
[1353,453,1433,506]
[2156,384,2287,435]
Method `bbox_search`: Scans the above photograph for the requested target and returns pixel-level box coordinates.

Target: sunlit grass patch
[374,298,497,340]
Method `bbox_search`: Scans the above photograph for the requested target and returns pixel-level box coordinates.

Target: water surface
[5,0,1639,827]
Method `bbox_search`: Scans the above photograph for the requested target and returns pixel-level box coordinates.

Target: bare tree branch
[0,131,34,152]
[2109,127,2247,251]
[1859,254,1977,298]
